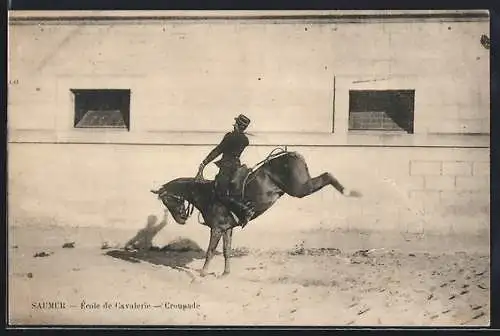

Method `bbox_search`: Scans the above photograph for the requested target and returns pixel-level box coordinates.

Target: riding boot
[224,197,254,228]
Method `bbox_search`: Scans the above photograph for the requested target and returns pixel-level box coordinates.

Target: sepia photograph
[7,10,491,326]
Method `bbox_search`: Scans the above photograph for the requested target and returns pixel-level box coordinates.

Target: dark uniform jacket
[203,131,249,173]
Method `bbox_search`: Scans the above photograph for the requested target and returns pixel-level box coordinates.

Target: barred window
[348,90,415,133]
[72,89,131,130]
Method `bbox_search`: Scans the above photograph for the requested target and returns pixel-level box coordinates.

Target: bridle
[161,192,195,219]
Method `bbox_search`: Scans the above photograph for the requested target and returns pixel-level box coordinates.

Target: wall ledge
[8,10,489,25]
[8,129,490,148]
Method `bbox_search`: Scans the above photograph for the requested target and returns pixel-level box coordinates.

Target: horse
[151,149,361,277]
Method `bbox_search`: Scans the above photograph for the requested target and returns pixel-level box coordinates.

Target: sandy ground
[8,223,490,326]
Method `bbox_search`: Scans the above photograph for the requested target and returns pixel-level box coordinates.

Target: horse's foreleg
[221,228,233,277]
[200,227,222,277]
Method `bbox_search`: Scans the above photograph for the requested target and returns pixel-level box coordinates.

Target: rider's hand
[195,171,203,181]
[195,164,205,180]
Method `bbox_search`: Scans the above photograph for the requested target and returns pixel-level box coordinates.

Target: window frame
[347,89,415,134]
[71,88,131,131]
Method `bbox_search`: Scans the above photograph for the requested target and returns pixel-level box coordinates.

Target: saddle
[229,165,252,198]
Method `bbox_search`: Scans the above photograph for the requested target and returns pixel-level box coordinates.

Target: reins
[240,146,290,198]
[251,146,289,171]
[155,147,291,226]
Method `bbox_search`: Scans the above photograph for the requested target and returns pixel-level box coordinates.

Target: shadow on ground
[105,238,205,269]
[105,237,250,270]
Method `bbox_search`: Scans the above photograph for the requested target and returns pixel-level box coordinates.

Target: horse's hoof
[199,270,216,277]
[351,190,362,198]
[219,272,230,278]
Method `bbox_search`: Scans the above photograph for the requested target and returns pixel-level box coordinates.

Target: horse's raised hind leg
[200,227,223,277]
[291,172,345,198]
[271,154,346,198]
[315,172,345,194]
[221,228,233,277]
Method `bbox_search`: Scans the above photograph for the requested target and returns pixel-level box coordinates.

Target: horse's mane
[169,177,209,183]
[167,177,214,186]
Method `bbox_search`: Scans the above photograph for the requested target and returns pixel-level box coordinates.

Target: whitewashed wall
[8,12,490,238]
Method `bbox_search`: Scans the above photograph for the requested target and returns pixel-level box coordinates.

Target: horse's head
[151,178,196,225]
[160,193,193,225]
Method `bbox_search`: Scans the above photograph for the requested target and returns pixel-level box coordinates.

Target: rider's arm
[200,133,230,166]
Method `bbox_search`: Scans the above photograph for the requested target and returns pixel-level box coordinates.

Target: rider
[195,114,254,228]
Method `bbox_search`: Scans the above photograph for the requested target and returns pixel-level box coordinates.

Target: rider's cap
[235,114,251,129]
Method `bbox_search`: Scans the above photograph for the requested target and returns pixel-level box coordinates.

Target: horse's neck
[177,180,212,210]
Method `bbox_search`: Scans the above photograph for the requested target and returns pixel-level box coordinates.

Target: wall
[8,143,489,236]
[8,14,490,135]
[7,12,490,238]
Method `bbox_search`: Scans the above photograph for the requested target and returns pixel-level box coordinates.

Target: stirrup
[240,209,255,228]
[239,217,250,228]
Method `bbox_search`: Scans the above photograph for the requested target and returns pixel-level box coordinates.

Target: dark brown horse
[151,149,361,277]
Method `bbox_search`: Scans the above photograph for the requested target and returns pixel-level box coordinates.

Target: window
[71,89,131,130]
[348,90,415,133]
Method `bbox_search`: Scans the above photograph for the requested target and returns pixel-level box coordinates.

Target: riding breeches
[214,163,253,219]
[214,165,237,199]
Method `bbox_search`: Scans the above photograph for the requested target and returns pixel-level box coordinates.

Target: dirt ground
[8,223,490,326]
